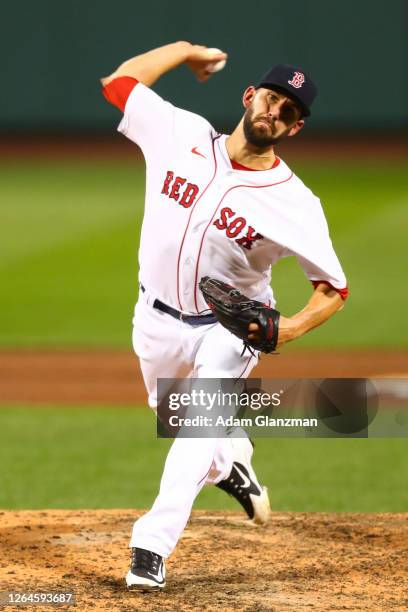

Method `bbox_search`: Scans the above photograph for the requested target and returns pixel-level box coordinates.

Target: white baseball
[204,48,227,73]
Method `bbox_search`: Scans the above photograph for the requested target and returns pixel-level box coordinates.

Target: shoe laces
[131,548,161,573]
[240,341,258,359]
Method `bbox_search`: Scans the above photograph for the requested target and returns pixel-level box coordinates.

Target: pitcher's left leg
[193,323,271,524]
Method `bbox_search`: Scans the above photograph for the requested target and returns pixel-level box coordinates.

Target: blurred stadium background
[0,0,407,512]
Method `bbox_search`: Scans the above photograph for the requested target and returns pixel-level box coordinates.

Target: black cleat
[126,547,166,590]
[216,441,271,525]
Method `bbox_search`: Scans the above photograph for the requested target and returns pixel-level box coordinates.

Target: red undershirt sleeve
[102,76,139,112]
[311,280,349,301]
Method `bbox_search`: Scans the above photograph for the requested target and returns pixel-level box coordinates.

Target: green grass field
[0,406,406,512]
[1,158,407,348]
[1,157,407,513]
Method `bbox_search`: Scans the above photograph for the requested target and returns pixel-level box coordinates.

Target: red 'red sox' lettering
[213,206,234,230]
[161,171,174,195]
[214,207,264,250]
[161,175,263,248]
[161,170,199,208]
[169,177,186,200]
[235,226,264,249]
[179,183,199,208]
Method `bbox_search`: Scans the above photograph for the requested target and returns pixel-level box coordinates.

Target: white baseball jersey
[105,78,347,314]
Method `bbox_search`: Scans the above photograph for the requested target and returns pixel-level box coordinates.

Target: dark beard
[243,107,286,147]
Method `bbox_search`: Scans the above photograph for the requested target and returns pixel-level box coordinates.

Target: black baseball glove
[199,276,280,354]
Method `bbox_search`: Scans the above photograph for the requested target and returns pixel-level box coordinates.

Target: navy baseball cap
[256,64,318,117]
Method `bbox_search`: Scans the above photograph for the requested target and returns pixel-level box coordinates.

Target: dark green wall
[2,0,407,133]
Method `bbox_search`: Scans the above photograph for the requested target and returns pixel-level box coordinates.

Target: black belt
[140,284,217,326]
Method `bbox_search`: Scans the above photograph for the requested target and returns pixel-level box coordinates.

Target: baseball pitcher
[101,41,348,590]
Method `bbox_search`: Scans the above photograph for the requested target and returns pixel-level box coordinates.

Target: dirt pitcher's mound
[0,510,407,611]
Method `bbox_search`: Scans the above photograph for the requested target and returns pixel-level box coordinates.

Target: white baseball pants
[129,289,258,558]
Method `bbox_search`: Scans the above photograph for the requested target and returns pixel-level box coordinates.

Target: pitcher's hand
[186,46,227,82]
[248,315,297,349]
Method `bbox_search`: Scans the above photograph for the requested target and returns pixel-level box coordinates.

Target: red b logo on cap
[288,71,305,89]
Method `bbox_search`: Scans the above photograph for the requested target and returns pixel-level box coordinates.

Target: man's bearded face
[242,91,301,147]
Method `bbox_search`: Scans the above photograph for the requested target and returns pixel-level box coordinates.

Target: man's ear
[288,119,305,137]
[242,86,256,109]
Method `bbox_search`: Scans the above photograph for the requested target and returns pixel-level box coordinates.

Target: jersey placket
[177,169,236,313]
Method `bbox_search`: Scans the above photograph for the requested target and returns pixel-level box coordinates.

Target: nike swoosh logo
[147,563,165,583]
[233,463,252,489]
[191,146,206,158]
[147,571,164,583]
